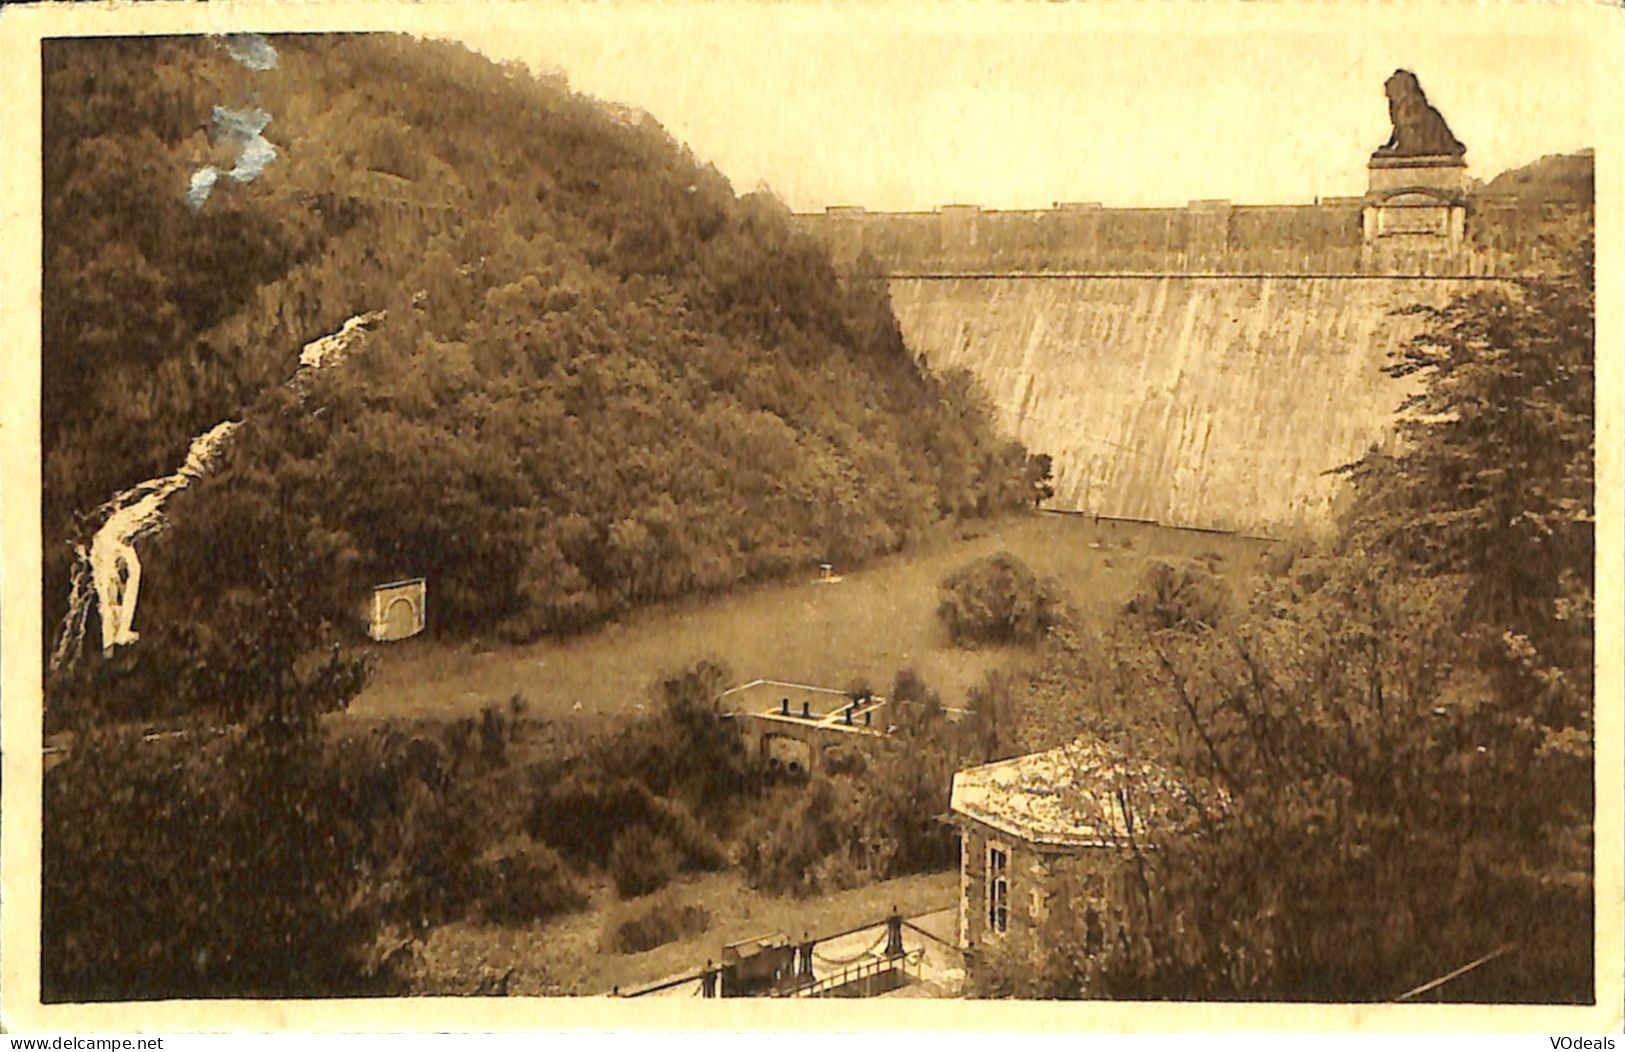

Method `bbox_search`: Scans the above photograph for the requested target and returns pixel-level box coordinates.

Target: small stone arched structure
[368,577,426,642]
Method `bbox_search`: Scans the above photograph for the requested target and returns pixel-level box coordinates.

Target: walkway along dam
[795,79,1591,538]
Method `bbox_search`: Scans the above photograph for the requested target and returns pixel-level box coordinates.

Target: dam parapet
[793,195,1588,279]
[798,73,1588,281]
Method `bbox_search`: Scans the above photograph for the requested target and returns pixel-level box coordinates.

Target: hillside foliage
[40,31,1044,1001]
[42,34,1041,722]
[1476,151,1594,203]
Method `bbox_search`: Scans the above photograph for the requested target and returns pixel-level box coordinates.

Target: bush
[965,668,1023,763]
[472,838,588,926]
[528,770,661,862]
[524,660,740,879]
[1122,560,1231,632]
[656,799,731,872]
[608,825,683,898]
[42,720,406,1001]
[821,743,869,777]
[937,551,1065,646]
[526,770,727,875]
[603,891,712,954]
[737,780,868,897]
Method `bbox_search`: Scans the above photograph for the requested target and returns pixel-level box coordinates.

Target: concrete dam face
[797,88,1589,538]
[886,275,1477,537]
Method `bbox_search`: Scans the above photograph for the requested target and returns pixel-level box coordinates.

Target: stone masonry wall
[795,199,1588,277]
[957,817,1139,988]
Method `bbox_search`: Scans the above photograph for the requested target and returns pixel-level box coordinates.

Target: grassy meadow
[348,512,1273,725]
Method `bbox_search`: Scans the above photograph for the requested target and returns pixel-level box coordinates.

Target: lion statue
[1373,69,1465,158]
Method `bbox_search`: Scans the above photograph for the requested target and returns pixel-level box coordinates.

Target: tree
[41,533,389,1000]
[41,439,391,999]
[43,717,406,1000]
[1343,252,1595,999]
[999,253,1595,1002]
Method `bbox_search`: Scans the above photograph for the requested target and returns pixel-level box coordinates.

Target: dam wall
[885,274,1497,537]
[795,198,1588,278]
[793,86,1590,537]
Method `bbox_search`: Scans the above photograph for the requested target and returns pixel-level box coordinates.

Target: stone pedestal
[1367,153,1469,195]
[1362,155,1469,272]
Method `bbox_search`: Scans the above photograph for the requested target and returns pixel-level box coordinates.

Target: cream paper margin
[0,0,1619,1034]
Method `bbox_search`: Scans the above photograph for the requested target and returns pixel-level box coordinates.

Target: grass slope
[350,514,1270,723]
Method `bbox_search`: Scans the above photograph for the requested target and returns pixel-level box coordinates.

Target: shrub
[523,659,742,880]
[608,825,682,898]
[737,780,868,897]
[526,770,727,876]
[965,668,1023,764]
[527,770,664,862]
[655,798,731,873]
[821,743,869,777]
[603,891,712,954]
[42,720,406,1001]
[472,838,588,926]
[646,658,753,812]
[1123,560,1231,632]
[937,551,1065,646]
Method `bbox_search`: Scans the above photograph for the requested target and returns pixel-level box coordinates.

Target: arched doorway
[384,596,417,640]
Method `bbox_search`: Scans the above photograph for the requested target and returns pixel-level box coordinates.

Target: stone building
[948,738,1217,977]
[367,577,426,642]
[721,679,890,776]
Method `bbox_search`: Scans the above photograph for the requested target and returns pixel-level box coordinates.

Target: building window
[1085,907,1104,955]
[1083,873,1105,954]
[988,845,1009,934]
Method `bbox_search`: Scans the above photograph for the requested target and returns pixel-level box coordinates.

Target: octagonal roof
[949,738,1221,848]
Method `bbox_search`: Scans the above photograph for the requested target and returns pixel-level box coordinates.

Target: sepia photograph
[1,0,1620,1032]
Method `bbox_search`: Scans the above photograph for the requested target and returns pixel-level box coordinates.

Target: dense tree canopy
[42,34,1041,721]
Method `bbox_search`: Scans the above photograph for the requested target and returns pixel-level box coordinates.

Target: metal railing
[788,947,924,998]
[618,903,954,998]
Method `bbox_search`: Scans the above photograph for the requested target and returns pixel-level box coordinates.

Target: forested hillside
[1477,150,1594,202]
[42,34,1041,719]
